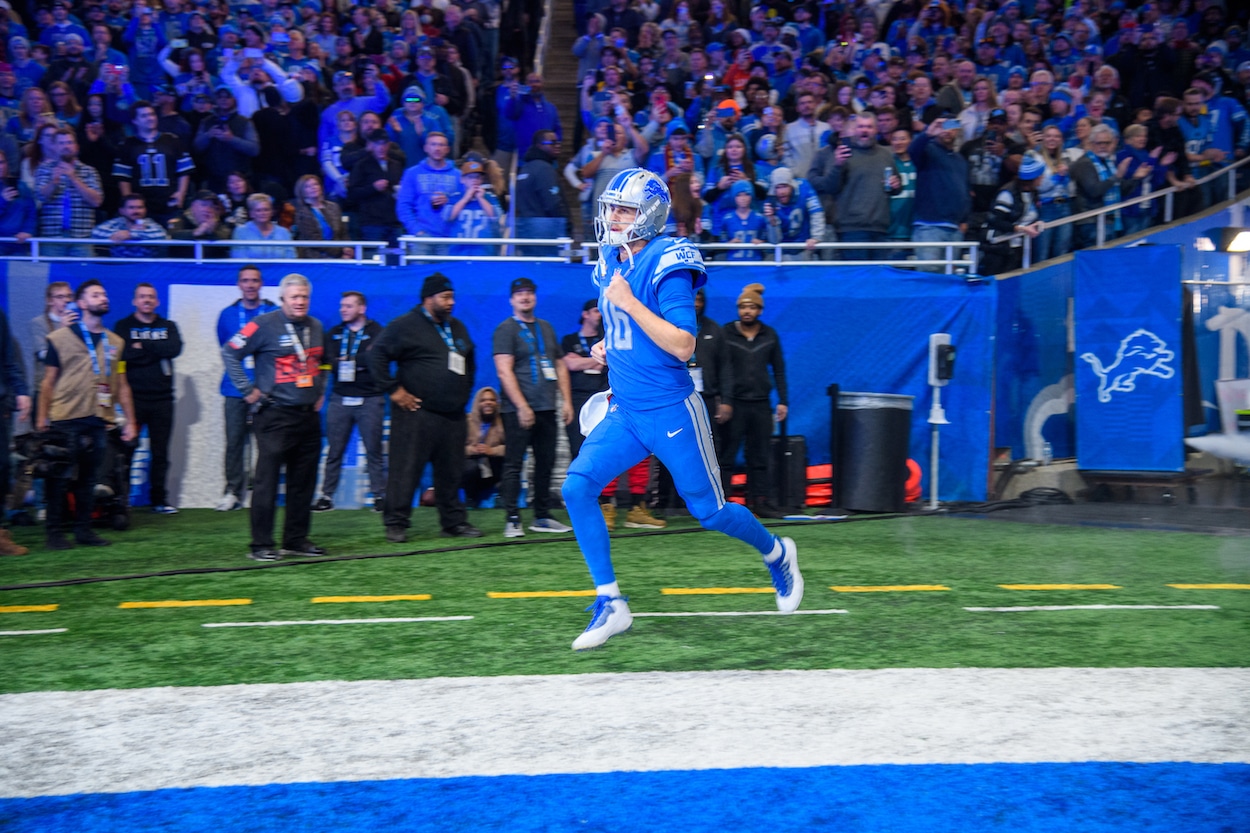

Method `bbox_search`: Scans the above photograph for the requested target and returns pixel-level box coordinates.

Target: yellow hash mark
[0,604,59,613]
[831,585,950,592]
[487,590,598,598]
[312,595,432,603]
[999,584,1120,591]
[119,599,253,609]
[660,588,774,595]
[1167,584,1250,590]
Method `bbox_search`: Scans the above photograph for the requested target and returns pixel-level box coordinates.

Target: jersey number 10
[602,302,633,351]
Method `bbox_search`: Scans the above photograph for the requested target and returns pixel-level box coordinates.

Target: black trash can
[834,392,914,513]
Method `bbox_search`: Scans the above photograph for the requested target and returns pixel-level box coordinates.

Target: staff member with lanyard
[313,290,387,513]
[222,273,327,562]
[493,277,574,539]
[369,272,481,543]
[37,280,137,550]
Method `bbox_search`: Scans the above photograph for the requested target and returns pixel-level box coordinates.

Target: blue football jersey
[719,210,768,260]
[771,180,823,243]
[593,235,707,411]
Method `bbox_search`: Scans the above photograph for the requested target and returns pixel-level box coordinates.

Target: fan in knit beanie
[737,282,765,308]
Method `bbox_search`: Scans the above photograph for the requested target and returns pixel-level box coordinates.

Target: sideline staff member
[37,280,137,550]
[493,277,574,538]
[222,273,327,562]
[370,272,481,543]
[113,283,184,515]
[314,290,386,513]
[215,266,277,512]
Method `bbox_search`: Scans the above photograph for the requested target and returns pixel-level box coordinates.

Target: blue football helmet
[595,168,671,250]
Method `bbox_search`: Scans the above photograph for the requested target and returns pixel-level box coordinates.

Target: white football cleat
[766,536,804,613]
[572,595,633,650]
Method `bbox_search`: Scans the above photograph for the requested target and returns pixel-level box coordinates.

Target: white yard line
[965,605,1221,612]
[1,668,1247,797]
[0,629,67,636]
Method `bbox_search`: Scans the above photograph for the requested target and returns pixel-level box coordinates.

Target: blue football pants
[562,391,777,587]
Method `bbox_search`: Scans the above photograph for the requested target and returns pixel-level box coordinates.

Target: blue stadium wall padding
[9,260,997,502]
[1074,246,1184,472]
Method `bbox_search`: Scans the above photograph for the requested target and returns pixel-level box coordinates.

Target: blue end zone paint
[4,763,1248,832]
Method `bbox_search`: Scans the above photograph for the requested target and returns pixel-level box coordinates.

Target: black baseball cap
[582,298,598,311]
[510,277,537,294]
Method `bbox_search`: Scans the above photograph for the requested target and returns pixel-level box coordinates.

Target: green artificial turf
[1,511,1248,693]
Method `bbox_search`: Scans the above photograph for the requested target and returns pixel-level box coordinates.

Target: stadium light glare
[1200,227,1250,253]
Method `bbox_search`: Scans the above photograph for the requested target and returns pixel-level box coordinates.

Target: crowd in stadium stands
[0,0,1241,267]
[569,0,1248,270]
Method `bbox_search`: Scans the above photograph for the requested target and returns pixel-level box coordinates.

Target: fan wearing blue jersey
[718,179,769,261]
[763,166,825,261]
[561,167,803,651]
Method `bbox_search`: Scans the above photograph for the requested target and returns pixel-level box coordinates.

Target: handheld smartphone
[244,47,264,59]
[942,118,961,130]
[170,38,188,49]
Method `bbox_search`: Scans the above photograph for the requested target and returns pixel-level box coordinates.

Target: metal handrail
[585,240,982,273]
[0,236,390,264]
[396,235,575,264]
[0,235,981,271]
[1021,153,1250,268]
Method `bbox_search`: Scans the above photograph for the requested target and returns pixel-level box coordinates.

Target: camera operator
[36,280,137,551]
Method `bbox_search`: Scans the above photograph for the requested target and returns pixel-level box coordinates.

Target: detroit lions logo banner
[1074,246,1184,472]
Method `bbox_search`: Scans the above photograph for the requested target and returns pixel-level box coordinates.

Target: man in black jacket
[113,283,183,514]
[0,309,30,555]
[514,130,569,256]
[348,129,403,244]
[719,282,788,519]
[369,273,482,543]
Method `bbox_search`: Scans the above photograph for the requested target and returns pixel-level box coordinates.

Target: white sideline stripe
[634,609,849,617]
[965,605,1221,612]
[0,628,67,636]
[202,616,474,628]
[2,668,1247,797]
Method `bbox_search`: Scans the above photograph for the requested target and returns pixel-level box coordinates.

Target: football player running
[561,167,803,650]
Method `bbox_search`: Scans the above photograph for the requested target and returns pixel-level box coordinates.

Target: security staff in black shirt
[369,272,481,543]
[113,283,183,515]
[222,273,327,562]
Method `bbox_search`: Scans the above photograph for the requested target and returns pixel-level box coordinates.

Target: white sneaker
[766,536,804,614]
[572,596,633,650]
[529,517,572,533]
[504,519,525,538]
[215,494,240,512]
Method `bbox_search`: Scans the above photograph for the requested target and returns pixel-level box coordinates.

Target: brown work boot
[600,501,617,532]
[0,528,29,556]
[624,504,667,529]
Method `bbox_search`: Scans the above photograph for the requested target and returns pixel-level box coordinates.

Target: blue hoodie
[397,157,462,236]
